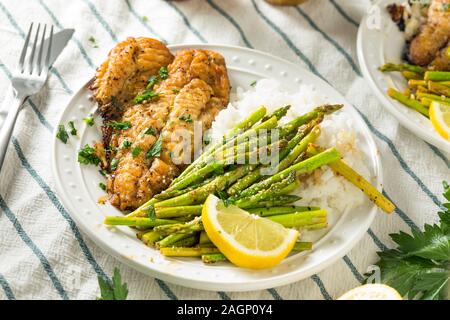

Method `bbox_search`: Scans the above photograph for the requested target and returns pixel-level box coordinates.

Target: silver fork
[0,23,53,171]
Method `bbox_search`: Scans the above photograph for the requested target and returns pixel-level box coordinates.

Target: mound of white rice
[210,79,371,239]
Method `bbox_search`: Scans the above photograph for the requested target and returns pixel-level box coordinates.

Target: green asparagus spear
[424,71,450,82]
[141,231,164,246]
[387,88,429,117]
[236,148,341,200]
[428,81,450,97]
[156,233,193,248]
[293,242,313,251]
[261,105,291,122]
[171,234,198,247]
[155,164,257,207]
[416,92,450,105]
[160,247,220,257]
[155,177,217,201]
[104,216,178,228]
[247,205,320,216]
[199,231,213,245]
[267,210,327,228]
[402,70,423,80]
[276,179,301,195]
[278,104,342,137]
[241,195,302,208]
[154,216,203,235]
[305,222,328,230]
[202,242,315,263]
[227,121,321,196]
[202,253,228,263]
[234,172,297,208]
[379,63,426,74]
[307,144,395,214]
[154,205,203,218]
[166,140,278,195]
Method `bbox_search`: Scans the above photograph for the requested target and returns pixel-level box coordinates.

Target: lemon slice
[338,284,402,300]
[430,101,450,140]
[202,194,299,269]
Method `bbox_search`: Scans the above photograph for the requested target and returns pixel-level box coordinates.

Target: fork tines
[18,23,53,76]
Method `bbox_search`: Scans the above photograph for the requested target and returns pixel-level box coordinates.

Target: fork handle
[0,90,26,171]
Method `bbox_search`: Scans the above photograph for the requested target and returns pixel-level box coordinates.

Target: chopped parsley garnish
[179,114,193,123]
[143,127,157,136]
[110,158,119,171]
[97,268,128,300]
[159,66,168,79]
[250,80,257,87]
[88,36,99,48]
[132,146,141,158]
[134,90,160,104]
[146,136,162,159]
[56,125,69,144]
[68,121,77,136]
[120,139,132,149]
[142,15,149,22]
[78,144,101,166]
[99,169,107,177]
[171,87,180,93]
[442,3,450,11]
[107,121,132,130]
[83,115,95,126]
[99,182,106,191]
[146,75,158,90]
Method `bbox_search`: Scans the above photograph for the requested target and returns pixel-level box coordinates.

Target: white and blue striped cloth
[0,0,448,300]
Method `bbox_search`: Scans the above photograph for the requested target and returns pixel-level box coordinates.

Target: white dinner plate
[52,44,381,291]
[357,0,450,153]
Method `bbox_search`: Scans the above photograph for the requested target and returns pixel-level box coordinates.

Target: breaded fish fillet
[103,48,230,210]
[409,0,450,66]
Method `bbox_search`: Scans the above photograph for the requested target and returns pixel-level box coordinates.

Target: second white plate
[357,0,450,153]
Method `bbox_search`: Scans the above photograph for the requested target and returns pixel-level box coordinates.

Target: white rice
[210,79,371,239]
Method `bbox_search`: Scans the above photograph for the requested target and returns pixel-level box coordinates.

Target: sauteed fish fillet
[90,41,230,210]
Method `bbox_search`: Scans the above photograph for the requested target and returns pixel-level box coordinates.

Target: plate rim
[356,0,450,153]
[51,43,381,291]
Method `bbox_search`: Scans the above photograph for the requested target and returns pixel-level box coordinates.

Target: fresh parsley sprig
[56,125,69,143]
[370,181,450,300]
[78,144,101,166]
[97,268,128,300]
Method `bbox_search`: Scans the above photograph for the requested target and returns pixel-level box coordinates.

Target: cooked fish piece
[90,37,174,118]
[106,49,230,210]
[90,37,174,164]
[409,0,450,66]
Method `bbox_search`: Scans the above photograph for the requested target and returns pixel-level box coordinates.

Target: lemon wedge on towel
[338,284,402,300]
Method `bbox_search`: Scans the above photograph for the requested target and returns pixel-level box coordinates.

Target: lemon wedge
[338,284,402,300]
[202,194,299,269]
[430,101,450,140]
